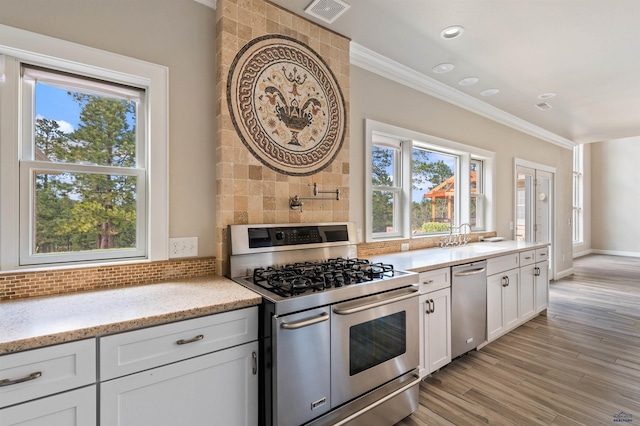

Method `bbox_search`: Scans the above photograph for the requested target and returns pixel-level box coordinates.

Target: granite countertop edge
[0,275,262,355]
[366,240,550,273]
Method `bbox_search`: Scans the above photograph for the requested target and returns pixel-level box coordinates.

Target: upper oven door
[330,286,419,407]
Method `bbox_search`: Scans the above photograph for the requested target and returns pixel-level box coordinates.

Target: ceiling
[268,0,640,146]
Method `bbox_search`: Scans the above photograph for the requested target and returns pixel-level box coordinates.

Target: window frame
[365,119,495,242]
[371,137,403,238]
[0,24,168,270]
[572,144,584,244]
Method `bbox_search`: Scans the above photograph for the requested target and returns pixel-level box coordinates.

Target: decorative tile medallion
[227,35,347,176]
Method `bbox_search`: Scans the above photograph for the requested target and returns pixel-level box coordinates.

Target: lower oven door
[330,286,419,407]
[273,307,331,426]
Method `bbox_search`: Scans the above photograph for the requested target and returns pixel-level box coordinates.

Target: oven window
[349,311,406,376]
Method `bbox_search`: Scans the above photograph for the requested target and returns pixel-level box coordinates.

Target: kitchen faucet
[440,222,471,247]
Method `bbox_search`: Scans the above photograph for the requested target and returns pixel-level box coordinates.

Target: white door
[100,342,258,426]
[515,161,554,278]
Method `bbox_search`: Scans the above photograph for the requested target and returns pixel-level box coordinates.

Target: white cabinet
[521,248,549,316]
[418,268,451,378]
[519,263,537,320]
[99,306,258,426]
[100,341,258,426]
[0,386,96,426]
[535,259,550,313]
[486,268,519,341]
[519,249,537,321]
[0,339,96,426]
[486,247,550,343]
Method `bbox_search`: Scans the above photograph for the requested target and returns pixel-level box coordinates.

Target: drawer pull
[176,334,204,345]
[423,279,434,285]
[0,371,42,387]
[524,256,532,260]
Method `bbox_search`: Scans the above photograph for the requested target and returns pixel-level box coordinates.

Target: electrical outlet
[401,243,409,251]
[169,237,198,258]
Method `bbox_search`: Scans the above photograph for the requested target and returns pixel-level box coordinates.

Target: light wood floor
[396,254,640,426]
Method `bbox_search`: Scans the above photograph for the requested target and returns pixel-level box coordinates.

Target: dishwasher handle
[453,267,486,277]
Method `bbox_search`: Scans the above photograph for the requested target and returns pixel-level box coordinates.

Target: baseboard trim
[556,267,574,280]
[592,249,640,258]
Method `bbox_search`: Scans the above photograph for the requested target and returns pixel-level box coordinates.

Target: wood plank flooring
[396,254,640,426]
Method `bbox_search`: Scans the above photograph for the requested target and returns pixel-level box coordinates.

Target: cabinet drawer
[419,267,450,293]
[0,385,96,426]
[536,247,549,262]
[519,250,536,267]
[0,339,96,409]
[100,306,258,381]
[486,253,519,276]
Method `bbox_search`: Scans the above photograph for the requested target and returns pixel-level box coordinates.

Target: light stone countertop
[0,275,261,355]
[367,240,550,273]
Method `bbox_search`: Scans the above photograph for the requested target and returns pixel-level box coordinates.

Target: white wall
[0,0,218,256]
[591,137,640,257]
[349,66,575,276]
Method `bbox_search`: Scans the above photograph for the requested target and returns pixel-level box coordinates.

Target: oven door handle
[280,312,329,329]
[332,287,419,315]
[332,373,421,426]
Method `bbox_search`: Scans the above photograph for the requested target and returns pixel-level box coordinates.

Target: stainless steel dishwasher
[451,261,487,358]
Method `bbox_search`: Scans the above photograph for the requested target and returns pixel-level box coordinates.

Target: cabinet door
[503,269,520,329]
[535,260,550,312]
[426,288,451,374]
[0,386,96,426]
[519,264,536,320]
[486,274,505,341]
[100,341,258,426]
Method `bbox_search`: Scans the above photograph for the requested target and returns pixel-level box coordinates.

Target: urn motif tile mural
[227,34,347,176]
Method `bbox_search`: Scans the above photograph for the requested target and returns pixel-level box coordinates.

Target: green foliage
[34,93,137,254]
[421,222,451,233]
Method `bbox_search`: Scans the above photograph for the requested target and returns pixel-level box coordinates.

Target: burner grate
[252,258,397,297]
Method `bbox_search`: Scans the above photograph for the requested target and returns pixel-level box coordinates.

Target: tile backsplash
[0,257,215,301]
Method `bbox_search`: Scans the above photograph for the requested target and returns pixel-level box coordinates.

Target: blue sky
[35,83,81,133]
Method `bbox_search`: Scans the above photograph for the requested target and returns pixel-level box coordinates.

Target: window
[19,66,146,265]
[365,120,494,242]
[0,24,168,270]
[470,159,485,230]
[371,136,402,238]
[412,146,457,234]
[572,144,583,244]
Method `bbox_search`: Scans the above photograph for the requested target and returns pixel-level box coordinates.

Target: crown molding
[350,42,575,149]
[193,0,216,9]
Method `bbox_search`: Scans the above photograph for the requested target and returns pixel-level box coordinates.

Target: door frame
[514,158,557,280]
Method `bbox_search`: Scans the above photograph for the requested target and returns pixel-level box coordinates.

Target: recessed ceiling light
[480,88,500,96]
[458,77,479,86]
[538,92,557,100]
[432,63,455,74]
[441,25,465,39]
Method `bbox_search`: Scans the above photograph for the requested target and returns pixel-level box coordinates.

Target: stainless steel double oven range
[229,222,420,426]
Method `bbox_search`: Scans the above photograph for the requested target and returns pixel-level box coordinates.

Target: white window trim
[572,144,584,245]
[365,119,495,242]
[0,24,168,270]
[371,138,403,239]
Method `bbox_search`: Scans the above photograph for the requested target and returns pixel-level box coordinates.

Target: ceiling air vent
[536,102,553,110]
[305,0,351,24]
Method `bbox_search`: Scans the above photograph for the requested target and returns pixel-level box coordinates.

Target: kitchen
[1,0,639,425]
